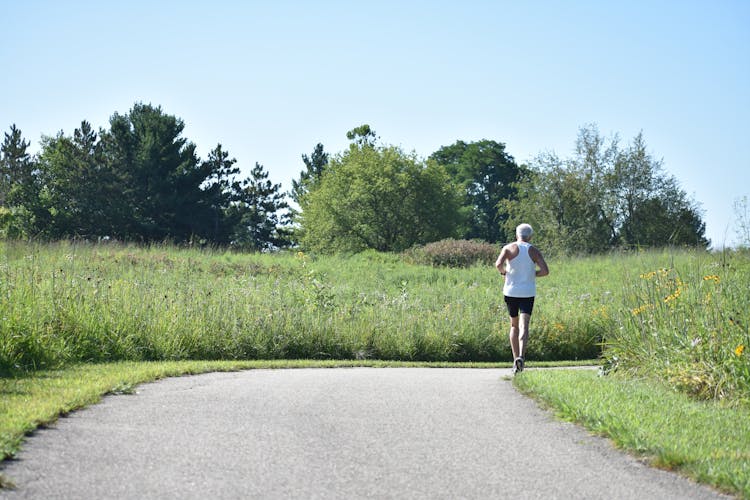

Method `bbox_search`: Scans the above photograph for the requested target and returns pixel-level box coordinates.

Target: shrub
[404,239,499,268]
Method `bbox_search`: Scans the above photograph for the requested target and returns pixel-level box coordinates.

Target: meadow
[0,240,748,405]
[0,241,599,371]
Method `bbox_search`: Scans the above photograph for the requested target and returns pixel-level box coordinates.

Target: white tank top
[503,242,536,298]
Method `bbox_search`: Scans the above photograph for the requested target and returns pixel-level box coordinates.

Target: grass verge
[0,359,594,467]
[514,369,750,498]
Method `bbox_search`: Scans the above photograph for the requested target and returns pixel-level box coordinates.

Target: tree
[4,105,291,246]
[291,143,328,205]
[504,153,612,254]
[0,125,43,237]
[615,132,708,248]
[299,141,464,253]
[36,121,118,238]
[199,144,244,244]
[230,162,290,250]
[99,103,213,241]
[0,125,34,207]
[430,139,523,243]
[505,125,708,253]
[345,124,377,148]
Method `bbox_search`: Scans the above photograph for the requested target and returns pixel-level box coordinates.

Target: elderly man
[495,223,549,374]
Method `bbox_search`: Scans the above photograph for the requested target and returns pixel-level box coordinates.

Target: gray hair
[516,223,533,241]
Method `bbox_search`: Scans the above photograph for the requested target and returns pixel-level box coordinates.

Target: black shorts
[504,296,535,317]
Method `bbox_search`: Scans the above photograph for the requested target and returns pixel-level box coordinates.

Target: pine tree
[0,124,36,208]
[291,143,328,204]
[0,124,43,237]
[200,144,243,244]
[231,162,290,250]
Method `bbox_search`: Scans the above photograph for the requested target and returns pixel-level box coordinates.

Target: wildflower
[702,275,720,284]
[595,306,609,319]
[631,304,653,315]
[736,345,745,357]
[664,287,682,303]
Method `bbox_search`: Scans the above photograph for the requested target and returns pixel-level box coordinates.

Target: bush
[404,239,499,268]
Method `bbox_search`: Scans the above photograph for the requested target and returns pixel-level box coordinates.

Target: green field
[0,241,602,370]
[1,240,748,405]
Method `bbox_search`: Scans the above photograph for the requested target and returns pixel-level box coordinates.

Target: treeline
[1,103,708,253]
[0,104,288,250]
[294,124,708,253]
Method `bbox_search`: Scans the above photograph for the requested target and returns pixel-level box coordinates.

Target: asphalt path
[0,368,730,499]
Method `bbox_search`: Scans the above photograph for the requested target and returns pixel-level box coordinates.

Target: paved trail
[0,368,729,499]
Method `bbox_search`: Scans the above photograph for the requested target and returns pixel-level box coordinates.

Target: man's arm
[495,247,509,275]
[530,247,549,277]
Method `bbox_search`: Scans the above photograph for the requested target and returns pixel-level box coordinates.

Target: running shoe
[514,357,524,374]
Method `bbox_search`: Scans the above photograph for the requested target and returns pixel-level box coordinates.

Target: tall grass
[0,241,602,372]
[602,248,750,405]
[2,241,748,405]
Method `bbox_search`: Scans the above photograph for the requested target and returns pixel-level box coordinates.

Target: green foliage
[0,241,603,372]
[430,139,523,243]
[504,155,612,255]
[36,121,116,238]
[602,249,750,405]
[299,143,464,253]
[505,125,709,254]
[1,106,290,248]
[291,143,328,205]
[4,243,746,406]
[0,125,43,236]
[404,239,499,268]
[515,370,750,498]
[99,103,217,241]
[0,206,29,240]
[345,124,377,147]
[229,162,290,250]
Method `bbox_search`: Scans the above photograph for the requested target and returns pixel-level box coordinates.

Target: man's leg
[509,315,520,360]
[518,313,531,358]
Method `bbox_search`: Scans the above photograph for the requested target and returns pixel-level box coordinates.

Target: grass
[602,249,750,405]
[0,240,605,371]
[1,240,748,401]
[515,369,750,498]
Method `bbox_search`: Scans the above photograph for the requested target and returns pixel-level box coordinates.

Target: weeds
[603,248,750,405]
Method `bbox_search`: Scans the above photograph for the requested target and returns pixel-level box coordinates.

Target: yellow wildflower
[736,345,745,357]
[631,304,654,315]
[664,287,682,303]
[702,275,720,284]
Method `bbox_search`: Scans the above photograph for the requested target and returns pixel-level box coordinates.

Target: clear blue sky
[2,1,748,247]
